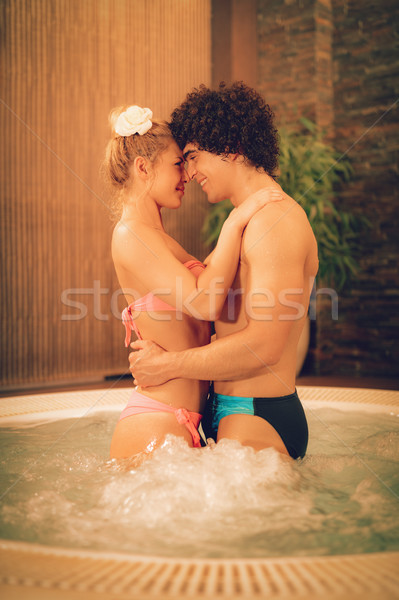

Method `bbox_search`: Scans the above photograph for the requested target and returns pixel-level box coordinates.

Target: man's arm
[130,205,307,385]
[130,324,278,385]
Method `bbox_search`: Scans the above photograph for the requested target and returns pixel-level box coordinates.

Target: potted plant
[201,118,368,374]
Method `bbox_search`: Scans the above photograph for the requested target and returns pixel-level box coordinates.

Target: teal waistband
[214,393,254,402]
[213,389,298,402]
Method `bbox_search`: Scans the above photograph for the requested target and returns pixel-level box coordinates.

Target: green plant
[202,118,368,290]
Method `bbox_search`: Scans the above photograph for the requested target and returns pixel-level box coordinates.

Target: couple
[105,82,318,462]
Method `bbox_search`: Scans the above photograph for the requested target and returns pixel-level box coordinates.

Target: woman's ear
[134,156,150,179]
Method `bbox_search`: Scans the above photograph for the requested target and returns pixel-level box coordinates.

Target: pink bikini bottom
[118,389,202,448]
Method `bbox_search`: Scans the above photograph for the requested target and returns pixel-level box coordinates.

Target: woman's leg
[110,412,195,459]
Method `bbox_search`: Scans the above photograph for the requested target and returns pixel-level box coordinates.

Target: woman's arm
[114,189,281,320]
[195,189,281,317]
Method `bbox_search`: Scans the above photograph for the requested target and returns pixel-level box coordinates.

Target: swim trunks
[119,388,203,448]
[201,389,308,459]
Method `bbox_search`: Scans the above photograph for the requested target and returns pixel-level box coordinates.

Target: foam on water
[0,407,399,558]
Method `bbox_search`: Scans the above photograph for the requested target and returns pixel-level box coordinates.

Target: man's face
[183,143,232,204]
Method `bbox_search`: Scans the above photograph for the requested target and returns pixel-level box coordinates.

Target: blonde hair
[103,106,173,214]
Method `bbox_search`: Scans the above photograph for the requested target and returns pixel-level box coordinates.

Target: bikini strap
[175,408,201,448]
[122,305,142,346]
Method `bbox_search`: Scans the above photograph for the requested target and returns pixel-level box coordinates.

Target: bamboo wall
[0,0,211,389]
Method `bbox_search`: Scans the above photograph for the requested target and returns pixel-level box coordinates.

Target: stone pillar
[257,0,334,131]
[212,0,258,88]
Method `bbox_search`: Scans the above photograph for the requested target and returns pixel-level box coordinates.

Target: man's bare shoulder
[242,194,316,259]
[245,195,309,236]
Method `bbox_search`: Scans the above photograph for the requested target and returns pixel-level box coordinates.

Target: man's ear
[134,156,150,179]
[225,151,243,163]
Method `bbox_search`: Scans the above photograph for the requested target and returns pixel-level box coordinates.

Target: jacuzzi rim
[1,384,398,426]
[1,538,399,566]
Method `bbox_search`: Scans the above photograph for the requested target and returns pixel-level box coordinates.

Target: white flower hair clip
[114,106,153,136]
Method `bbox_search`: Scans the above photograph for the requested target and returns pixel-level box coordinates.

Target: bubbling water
[1,407,399,558]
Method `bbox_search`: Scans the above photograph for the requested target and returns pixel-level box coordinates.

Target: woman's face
[149,140,187,209]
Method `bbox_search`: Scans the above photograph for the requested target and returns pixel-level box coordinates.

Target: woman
[104,105,280,460]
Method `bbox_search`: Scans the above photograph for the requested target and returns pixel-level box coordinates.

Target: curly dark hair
[170,81,279,176]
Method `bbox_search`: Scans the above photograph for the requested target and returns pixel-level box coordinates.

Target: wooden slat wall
[0,0,211,389]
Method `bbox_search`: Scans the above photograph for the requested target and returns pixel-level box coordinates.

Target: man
[129,82,318,459]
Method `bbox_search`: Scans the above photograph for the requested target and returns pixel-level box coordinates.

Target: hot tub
[0,386,398,599]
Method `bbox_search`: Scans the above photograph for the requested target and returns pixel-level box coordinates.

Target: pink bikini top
[122,259,206,346]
